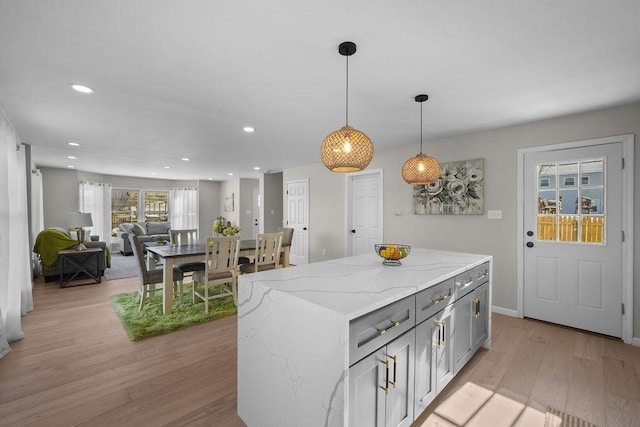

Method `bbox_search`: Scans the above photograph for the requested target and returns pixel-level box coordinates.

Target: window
[539,177,550,187]
[563,176,575,186]
[111,188,169,229]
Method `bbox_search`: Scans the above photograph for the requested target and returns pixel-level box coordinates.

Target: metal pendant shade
[321,42,373,172]
[402,94,441,185]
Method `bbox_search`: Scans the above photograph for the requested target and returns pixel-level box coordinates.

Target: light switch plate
[487,210,502,219]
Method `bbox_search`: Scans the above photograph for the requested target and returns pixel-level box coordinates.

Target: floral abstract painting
[413,158,484,215]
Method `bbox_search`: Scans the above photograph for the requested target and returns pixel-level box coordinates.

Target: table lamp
[68,212,93,250]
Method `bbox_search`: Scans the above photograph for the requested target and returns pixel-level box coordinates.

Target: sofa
[34,227,110,283]
[117,222,171,255]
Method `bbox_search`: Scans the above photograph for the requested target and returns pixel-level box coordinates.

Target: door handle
[527,230,534,236]
[303,227,307,231]
[351,229,356,233]
[526,242,534,248]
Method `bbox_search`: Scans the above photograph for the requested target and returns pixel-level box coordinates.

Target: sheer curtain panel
[79,181,112,242]
[0,107,33,358]
[170,187,198,230]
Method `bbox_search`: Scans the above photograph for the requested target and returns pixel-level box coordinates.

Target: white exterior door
[348,171,383,256]
[286,179,309,265]
[523,142,623,337]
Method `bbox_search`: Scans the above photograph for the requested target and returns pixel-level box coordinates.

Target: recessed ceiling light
[208,177,213,180]
[181,157,190,161]
[71,84,93,94]
[164,166,171,169]
[67,155,76,159]
[253,166,260,170]
[68,142,79,146]
[228,172,234,176]
[151,172,157,175]
[66,165,75,168]
[243,126,255,133]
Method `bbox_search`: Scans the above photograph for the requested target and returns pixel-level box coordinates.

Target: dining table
[145,239,290,314]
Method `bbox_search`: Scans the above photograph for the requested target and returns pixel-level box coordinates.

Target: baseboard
[632,337,640,347]
[491,305,518,317]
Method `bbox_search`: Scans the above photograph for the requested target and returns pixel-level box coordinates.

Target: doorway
[346,169,383,256]
[286,179,309,265]
[517,134,634,342]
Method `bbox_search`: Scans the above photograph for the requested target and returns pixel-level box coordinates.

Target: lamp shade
[402,153,441,185]
[321,125,374,172]
[68,212,93,228]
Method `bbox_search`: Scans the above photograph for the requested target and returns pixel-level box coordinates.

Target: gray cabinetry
[348,261,490,427]
[349,329,415,427]
[453,263,490,373]
[414,303,454,413]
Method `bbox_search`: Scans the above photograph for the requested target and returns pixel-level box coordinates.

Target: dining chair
[192,236,241,311]
[169,228,198,246]
[279,227,294,267]
[170,228,205,282]
[128,233,184,311]
[239,232,283,274]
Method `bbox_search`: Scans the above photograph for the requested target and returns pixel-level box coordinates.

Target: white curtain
[170,187,198,230]
[31,169,44,276]
[0,108,33,358]
[79,181,112,242]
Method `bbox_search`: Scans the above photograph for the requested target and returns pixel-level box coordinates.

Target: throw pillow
[119,223,134,234]
[132,223,146,236]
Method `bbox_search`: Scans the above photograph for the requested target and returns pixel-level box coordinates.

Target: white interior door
[252,188,259,240]
[286,179,309,265]
[347,171,383,256]
[523,142,623,337]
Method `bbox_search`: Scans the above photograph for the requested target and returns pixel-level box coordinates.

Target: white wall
[198,180,221,239]
[284,102,640,336]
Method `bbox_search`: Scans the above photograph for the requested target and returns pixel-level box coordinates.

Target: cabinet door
[472,282,489,352]
[385,329,415,427]
[453,290,474,373]
[414,315,437,413]
[349,348,386,427]
[435,304,454,394]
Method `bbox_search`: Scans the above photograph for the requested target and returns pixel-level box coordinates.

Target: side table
[58,247,103,288]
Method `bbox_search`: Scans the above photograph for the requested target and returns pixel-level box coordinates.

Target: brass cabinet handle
[431,293,449,306]
[457,279,473,290]
[380,359,389,395]
[389,355,397,388]
[474,297,481,319]
[435,321,444,349]
[477,270,488,280]
[376,320,401,335]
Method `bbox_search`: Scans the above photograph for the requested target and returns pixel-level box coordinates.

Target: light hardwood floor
[1,276,639,426]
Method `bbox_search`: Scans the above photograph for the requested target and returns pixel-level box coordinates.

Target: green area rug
[110,284,237,341]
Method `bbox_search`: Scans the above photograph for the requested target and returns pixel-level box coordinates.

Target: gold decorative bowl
[374,244,411,266]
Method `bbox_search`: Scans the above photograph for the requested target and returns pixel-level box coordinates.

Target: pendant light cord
[345,55,349,126]
[419,101,423,154]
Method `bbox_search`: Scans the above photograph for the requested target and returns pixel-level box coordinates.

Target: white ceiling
[1,0,639,181]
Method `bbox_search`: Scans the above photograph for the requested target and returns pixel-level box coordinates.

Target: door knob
[303,227,307,231]
[351,229,356,233]
[526,231,534,236]
[526,242,534,248]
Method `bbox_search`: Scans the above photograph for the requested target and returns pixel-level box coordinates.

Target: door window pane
[535,158,605,244]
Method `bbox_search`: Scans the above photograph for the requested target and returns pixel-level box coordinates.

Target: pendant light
[321,41,374,172]
[401,94,441,185]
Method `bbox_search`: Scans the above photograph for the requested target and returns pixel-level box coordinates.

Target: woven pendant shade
[321,125,374,172]
[321,41,374,173]
[402,153,441,185]
[402,94,441,185]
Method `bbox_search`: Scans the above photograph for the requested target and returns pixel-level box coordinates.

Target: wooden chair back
[205,236,241,275]
[170,228,198,246]
[252,232,283,272]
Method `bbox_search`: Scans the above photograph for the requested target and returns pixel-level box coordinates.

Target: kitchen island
[237,248,492,427]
